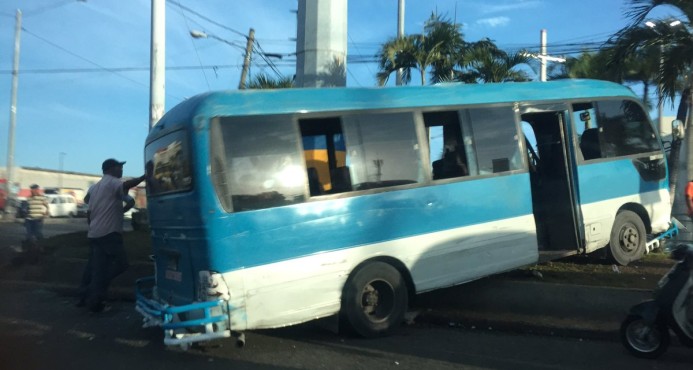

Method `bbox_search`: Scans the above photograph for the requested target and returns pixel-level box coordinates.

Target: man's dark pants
[24,218,44,241]
[78,232,129,311]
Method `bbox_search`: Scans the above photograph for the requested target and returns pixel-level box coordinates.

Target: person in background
[686,179,693,222]
[25,184,49,242]
[76,158,145,313]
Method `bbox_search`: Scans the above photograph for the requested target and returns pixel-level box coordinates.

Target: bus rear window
[145,129,192,196]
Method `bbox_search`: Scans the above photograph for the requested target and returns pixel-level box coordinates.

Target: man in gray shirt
[77,158,145,313]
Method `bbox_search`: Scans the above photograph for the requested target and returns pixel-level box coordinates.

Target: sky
[0,0,688,178]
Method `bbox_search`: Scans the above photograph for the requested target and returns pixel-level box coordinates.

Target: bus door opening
[521,111,581,254]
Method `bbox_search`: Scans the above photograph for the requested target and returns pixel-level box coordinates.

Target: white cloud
[479,1,543,14]
[476,16,510,28]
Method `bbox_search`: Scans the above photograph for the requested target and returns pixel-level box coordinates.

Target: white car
[45,194,78,218]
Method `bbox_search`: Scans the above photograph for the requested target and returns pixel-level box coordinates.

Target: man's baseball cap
[30,184,40,189]
[102,158,126,171]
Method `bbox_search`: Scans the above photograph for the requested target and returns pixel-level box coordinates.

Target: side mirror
[672,119,685,139]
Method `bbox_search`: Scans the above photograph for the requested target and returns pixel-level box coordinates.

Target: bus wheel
[342,261,408,338]
[608,210,645,266]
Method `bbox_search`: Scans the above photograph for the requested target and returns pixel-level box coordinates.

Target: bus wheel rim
[360,279,395,323]
[619,223,639,252]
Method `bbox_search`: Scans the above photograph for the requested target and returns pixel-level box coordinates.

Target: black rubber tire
[341,261,408,338]
[608,210,646,266]
[620,314,669,359]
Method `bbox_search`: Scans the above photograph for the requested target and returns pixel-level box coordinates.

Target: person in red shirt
[686,180,693,219]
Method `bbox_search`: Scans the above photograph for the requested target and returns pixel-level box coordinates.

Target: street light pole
[540,29,547,82]
[149,0,165,130]
[5,9,22,215]
[396,0,404,86]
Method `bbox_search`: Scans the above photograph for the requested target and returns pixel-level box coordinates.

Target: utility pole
[540,29,547,82]
[238,28,255,90]
[5,9,21,216]
[396,0,404,86]
[149,0,165,130]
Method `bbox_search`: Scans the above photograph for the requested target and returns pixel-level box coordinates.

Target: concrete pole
[540,29,547,82]
[5,9,21,213]
[149,0,165,130]
[238,28,255,90]
[396,0,404,86]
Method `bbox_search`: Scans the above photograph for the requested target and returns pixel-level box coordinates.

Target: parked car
[76,202,89,218]
[45,194,78,217]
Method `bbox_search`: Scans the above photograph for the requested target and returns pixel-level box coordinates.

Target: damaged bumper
[135,277,232,346]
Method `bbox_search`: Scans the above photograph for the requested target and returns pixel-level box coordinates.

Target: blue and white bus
[136,79,674,346]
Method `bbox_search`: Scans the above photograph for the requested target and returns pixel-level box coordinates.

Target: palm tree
[246,73,294,89]
[425,13,465,83]
[376,13,462,86]
[376,36,418,86]
[611,0,693,202]
[376,34,444,86]
[456,39,531,83]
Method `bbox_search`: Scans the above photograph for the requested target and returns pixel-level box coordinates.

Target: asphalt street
[1,281,692,370]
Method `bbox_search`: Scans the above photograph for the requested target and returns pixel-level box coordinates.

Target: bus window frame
[569,97,663,165]
[145,127,194,198]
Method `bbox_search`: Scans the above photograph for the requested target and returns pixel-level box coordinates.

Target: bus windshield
[145,129,192,196]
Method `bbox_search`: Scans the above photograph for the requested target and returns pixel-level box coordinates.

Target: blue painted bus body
[140,79,672,341]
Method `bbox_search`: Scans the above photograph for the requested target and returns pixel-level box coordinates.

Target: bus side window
[460,106,520,175]
[424,111,469,181]
[299,118,351,195]
[341,112,423,190]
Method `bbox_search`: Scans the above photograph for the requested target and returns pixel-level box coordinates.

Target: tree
[246,73,294,89]
[377,13,462,86]
[611,0,693,203]
[376,14,530,85]
[376,34,444,86]
[425,14,465,83]
[456,39,531,83]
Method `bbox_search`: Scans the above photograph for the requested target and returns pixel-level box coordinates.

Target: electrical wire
[21,27,186,101]
[165,0,247,39]
[172,0,211,90]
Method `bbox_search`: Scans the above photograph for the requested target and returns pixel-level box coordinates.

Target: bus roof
[155,79,635,130]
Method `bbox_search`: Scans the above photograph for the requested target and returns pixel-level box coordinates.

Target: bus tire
[342,261,408,338]
[608,210,646,266]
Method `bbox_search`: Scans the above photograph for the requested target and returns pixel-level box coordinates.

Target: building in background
[0,167,146,211]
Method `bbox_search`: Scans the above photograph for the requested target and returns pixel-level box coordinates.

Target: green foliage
[246,73,294,89]
[611,0,693,104]
[376,13,532,85]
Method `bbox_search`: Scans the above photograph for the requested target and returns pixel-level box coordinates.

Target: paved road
[0,281,691,370]
[0,217,130,248]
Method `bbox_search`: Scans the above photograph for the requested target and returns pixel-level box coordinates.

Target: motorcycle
[620,244,693,359]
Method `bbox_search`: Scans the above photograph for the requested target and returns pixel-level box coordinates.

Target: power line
[172,0,211,90]
[23,0,79,18]
[253,41,284,79]
[21,27,185,101]
[0,65,268,74]
[165,0,247,39]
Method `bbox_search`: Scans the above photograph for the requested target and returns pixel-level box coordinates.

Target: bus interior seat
[307,167,323,196]
[330,166,353,193]
[580,128,601,160]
